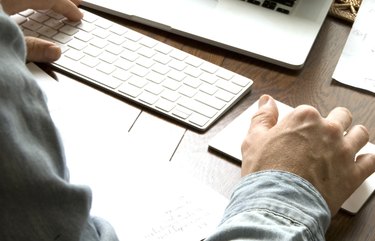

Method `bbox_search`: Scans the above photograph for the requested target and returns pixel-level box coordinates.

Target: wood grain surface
[58,7,375,240]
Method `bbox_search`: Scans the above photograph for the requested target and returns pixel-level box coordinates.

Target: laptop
[208,99,375,214]
[81,0,333,69]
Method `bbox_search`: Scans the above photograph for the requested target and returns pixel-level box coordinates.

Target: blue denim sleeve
[205,170,331,241]
[0,9,118,241]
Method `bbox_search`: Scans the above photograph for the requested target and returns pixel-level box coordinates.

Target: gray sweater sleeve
[0,10,118,241]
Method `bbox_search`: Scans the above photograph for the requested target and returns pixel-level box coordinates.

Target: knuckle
[326,121,343,138]
[293,105,321,121]
[341,141,352,153]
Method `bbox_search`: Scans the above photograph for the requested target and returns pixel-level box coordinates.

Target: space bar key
[55,57,123,89]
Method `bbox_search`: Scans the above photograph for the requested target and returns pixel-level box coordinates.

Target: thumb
[248,95,279,135]
[25,37,61,63]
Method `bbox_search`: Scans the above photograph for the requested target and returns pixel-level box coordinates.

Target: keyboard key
[262,0,277,10]
[97,62,116,74]
[37,26,58,38]
[118,82,143,98]
[94,19,113,29]
[199,83,217,95]
[76,21,96,32]
[18,9,35,17]
[215,89,234,102]
[45,10,65,20]
[272,0,296,7]
[11,15,27,25]
[170,49,188,61]
[68,38,87,50]
[92,28,110,39]
[83,45,102,57]
[90,37,108,48]
[75,31,93,42]
[29,12,50,23]
[183,76,201,89]
[185,56,203,68]
[155,98,175,112]
[195,92,226,110]
[144,82,163,95]
[146,72,165,84]
[128,75,148,88]
[53,33,73,44]
[201,62,219,74]
[139,92,158,105]
[44,18,64,29]
[179,85,197,98]
[99,51,118,64]
[22,20,43,31]
[22,28,40,37]
[81,56,100,68]
[232,75,253,87]
[152,63,170,75]
[60,25,79,35]
[189,113,209,127]
[109,24,128,35]
[178,97,217,118]
[216,79,242,94]
[172,106,192,119]
[65,49,84,61]
[130,65,149,77]
[112,69,132,81]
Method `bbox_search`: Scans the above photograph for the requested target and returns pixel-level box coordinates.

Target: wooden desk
[50,7,375,241]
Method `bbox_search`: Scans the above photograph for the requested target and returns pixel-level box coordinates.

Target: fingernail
[45,45,61,62]
[258,95,272,107]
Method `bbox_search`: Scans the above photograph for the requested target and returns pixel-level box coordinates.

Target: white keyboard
[12,8,253,132]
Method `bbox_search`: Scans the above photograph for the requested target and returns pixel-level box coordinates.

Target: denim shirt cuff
[222,170,331,238]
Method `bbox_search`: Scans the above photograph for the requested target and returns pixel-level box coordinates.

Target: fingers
[69,0,83,5]
[52,0,83,22]
[241,95,279,176]
[248,95,279,135]
[2,0,82,20]
[25,37,61,63]
[326,107,352,133]
[343,125,373,189]
[345,125,370,153]
[355,153,375,182]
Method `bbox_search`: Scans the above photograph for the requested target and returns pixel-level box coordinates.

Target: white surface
[209,99,375,214]
[333,0,375,93]
[29,63,228,240]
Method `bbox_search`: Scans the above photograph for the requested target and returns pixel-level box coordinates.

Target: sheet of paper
[209,99,375,214]
[332,0,375,93]
[28,63,228,241]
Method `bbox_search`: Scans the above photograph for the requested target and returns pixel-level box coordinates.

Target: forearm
[206,171,331,241]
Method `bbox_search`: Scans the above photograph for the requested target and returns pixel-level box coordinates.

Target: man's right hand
[241,95,375,216]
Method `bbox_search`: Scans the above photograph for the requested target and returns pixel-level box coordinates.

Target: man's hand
[24,37,62,62]
[2,0,83,62]
[2,0,83,20]
[241,95,375,215]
